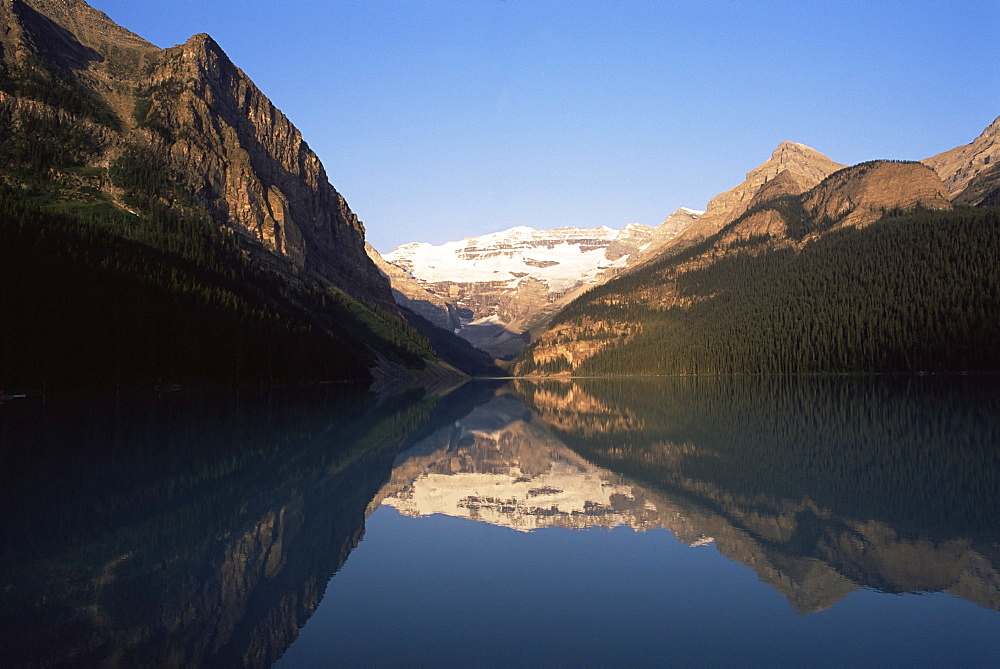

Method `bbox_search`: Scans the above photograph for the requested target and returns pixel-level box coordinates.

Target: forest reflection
[377,376,1000,613]
[0,383,492,668]
[510,376,1000,613]
[2,376,997,667]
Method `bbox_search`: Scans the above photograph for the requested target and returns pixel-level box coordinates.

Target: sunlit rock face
[517,154,955,377]
[376,209,701,358]
[666,141,845,249]
[924,115,1000,196]
[0,0,395,310]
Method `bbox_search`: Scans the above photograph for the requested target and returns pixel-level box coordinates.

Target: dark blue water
[2,377,999,667]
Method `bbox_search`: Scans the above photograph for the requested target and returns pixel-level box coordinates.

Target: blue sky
[89,0,1000,252]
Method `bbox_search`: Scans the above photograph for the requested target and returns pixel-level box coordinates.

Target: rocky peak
[1,0,395,311]
[983,115,1000,138]
[656,206,703,237]
[3,0,155,100]
[772,140,801,153]
[8,0,153,52]
[148,31,393,308]
[618,207,703,268]
[750,141,844,189]
[668,141,844,248]
[747,169,804,208]
[720,160,953,250]
[924,114,1000,196]
[604,222,654,261]
[620,221,655,236]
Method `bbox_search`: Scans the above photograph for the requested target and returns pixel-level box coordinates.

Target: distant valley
[369,207,701,358]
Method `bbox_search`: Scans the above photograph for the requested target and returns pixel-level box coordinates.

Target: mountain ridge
[514,141,999,376]
[0,0,395,309]
[376,207,702,358]
[923,114,1000,195]
[0,0,490,389]
[665,141,845,250]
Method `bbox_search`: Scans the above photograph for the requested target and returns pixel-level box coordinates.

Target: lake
[2,377,999,667]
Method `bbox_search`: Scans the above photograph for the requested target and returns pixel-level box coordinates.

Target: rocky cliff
[924,115,1000,197]
[365,242,462,332]
[667,141,844,248]
[802,160,951,227]
[0,0,394,310]
[717,160,952,249]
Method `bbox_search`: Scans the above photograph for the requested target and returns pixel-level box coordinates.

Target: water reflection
[374,394,671,532]
[378,377,1000,615]
[2,376,998,667]
[514,377,1000,614]
[0,385,461,667]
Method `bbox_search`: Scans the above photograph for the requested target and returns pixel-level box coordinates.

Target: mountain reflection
[381,377,1000,615]
[3,377,998,668]
[374,394,672,532]
[0,385,455,668]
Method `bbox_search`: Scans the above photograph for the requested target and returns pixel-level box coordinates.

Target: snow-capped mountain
[388,225,623,292]
[376,208,702,358]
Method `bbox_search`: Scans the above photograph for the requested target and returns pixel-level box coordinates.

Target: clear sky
[88,0,1000,253]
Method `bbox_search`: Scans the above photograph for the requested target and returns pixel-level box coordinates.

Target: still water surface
[2,377,999,666]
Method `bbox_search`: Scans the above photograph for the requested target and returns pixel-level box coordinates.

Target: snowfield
[386,226,636,292]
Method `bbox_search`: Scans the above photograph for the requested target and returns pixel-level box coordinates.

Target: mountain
[515,138,1000,376]
[0,0,472,389]
[366,242,461,332]
[1,0,391,307]
[924,115,1000,197]
[665,141,844,249]
[954,161,1000,208]
[375,207,701,358]
[714,159,951,250]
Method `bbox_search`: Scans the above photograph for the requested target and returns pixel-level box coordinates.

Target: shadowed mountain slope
[0,0,480,389]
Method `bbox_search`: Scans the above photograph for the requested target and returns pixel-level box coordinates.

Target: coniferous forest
[3,5,998,388]
[0,101,440,390]
[519,205,1000,376]
[0,187,443,391]
[0,39,458,392]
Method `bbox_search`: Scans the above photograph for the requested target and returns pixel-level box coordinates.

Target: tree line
[521,206,1000,376]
